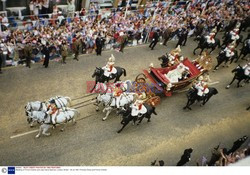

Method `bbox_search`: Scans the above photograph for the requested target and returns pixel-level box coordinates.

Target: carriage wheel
[146,96,161,107]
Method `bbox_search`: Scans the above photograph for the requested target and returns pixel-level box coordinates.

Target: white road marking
[177,81,220,93]
[10,129,38,139]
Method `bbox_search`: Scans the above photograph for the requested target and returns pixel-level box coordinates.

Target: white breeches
[131,105,147,117]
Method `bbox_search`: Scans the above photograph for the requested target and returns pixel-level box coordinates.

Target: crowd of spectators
[0,0,249,70]
[151,135,250,166]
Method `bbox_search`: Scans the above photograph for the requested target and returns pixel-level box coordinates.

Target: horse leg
[36,125,43,138]
[183,99,191,110]
[213,60,222,71]
[30,121,35,127]
[90,81,97,93]
[95,101,100,111]
[60,122,67,132]
[241,54,247,60]
[237,79,243,88]
[209,47,215,54]
[42,124,51,136]
[246,106,250,110]
[199,48,204,55]
[137,116,144,125]
[147,115,152,122]
[187,99,196,110]
[102,107,112,121]
[193,46,199,55]
[117,121,129,133]
[226,76,236,89]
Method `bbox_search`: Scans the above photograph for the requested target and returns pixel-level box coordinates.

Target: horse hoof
[147,120,151,123]
[102,118,106,121]
[117,130,121,133]
[96,109,99,112]
[30,125,34,128]
[60,129,64,132]
[44,133,51,136]
[35,135,40,138]
[137,123,140,126]
[226,85,230,89]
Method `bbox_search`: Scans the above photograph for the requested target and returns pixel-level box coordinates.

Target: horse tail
[122,68,127,77]
[152,107,157,115]
[65,96,72,106]
[73,109,80,119]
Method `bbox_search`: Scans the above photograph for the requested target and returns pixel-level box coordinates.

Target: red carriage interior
[147,58,201,84]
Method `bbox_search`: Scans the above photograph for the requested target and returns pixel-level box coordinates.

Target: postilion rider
[193,51,212,72]
[46,100,59,127]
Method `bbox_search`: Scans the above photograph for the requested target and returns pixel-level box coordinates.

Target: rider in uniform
[243,62,250,78]
[224,42,235,59]
[168,46,184,66]
[113,83,124,109]
[230,28,240,41]
[131,94,147,117]
[46,99,59,126]
[205,28,216,47]
[194,76,209,100]
[102,54,117,80]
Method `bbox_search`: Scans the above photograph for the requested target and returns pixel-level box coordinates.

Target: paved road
[0,32,249,166]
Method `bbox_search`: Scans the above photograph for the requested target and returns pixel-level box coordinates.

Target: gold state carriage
[138,58,207,97]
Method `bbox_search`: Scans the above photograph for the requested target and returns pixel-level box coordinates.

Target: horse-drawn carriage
[136,58,206,97]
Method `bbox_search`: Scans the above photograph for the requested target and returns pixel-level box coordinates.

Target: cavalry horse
[183,87,218,110]
[236,40,250,62]
[226,65,250,89]
[91,67,127,92]
[193,36,220,55]
[221,33,243,48]
[117,104,157,133]
[213,50,238,71]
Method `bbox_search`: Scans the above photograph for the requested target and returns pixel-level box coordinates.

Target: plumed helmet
[211,28,217,33]
[108,54,115,64]
[198,75,203,81]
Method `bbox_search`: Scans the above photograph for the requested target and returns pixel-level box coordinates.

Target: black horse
[193,36,220,55]
[213,50,238,71]
[226,65,250,89]
[236,40,250,61]
[91,67,126,92]
[183,87,218,110]
[221,33,243,48]
[117,104,157,133]
[158,54,169,68]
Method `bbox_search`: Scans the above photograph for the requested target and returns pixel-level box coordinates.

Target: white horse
[25,101,48,113]
[48,96,72,108]
[96,92,136,121]
[27,108,79,138]
[93,80,136,121]
[25,96,71,113]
